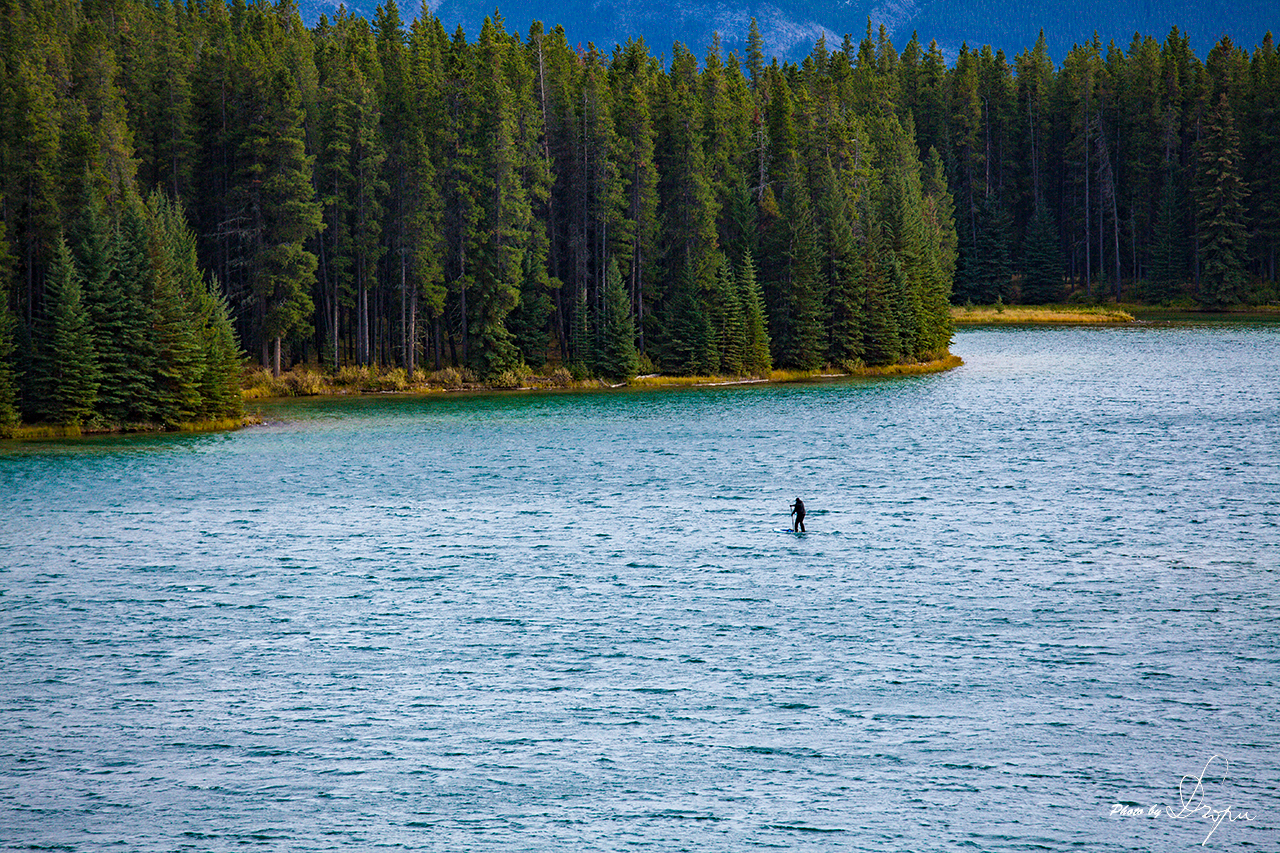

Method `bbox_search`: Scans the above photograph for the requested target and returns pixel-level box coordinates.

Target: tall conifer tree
[1196,93,1249,305]
[27,238,99,426]
[593,258,639,380]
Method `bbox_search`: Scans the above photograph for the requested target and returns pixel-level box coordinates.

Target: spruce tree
[27,239,99,426]
[465,16,533,379]
[570,277,589,376]
[1149,165,1186,300]
[787,195,826,371]
[72,192,129,424]
[110,202,161,422]
[0,301,19,431]
[919,146,957,349]
[508,261,553,368]
[655,264,714,375]
[593,258,639,380]
[189,272,244,421]
[147,194,205,426]
[818,162,865,370]
[0,216,18,429]
[736,251,772,376]
[149,191,242,422]
[708,258,744,376]
[862,234,902,366]
[1246,34,1280,283]
[970,194,1014,302]
[1196,93,1249,306]
[1021,205,1063,304]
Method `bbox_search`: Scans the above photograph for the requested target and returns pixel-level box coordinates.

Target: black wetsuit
[791,498,806,532]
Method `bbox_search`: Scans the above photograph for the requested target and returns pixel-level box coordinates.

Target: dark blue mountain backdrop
[302,0,1274,62]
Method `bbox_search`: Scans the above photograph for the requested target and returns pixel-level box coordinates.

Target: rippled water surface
[2,324,1278,851]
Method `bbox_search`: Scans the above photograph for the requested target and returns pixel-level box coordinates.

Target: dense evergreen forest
[0,0,1276,429]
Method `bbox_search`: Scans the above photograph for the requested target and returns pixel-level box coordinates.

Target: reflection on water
[2,324,1277,851]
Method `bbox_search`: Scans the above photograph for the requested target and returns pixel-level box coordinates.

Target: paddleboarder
[790,497,806,532]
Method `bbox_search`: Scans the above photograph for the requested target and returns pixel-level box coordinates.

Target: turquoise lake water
[2,323,1278,850]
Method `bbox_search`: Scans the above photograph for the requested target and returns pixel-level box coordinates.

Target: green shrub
[282,368,328,396]
[334,365,373,388]
[372,368,408,391]
[242,367,289,398]
[490,369,524,389]
[428,366,477,388]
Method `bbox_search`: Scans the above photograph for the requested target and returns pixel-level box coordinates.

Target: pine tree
[610,38,659,357]
[656,43,719,290]
[4,45,63,331]
[408,11,449,369]
[375,0,420,372]
[346,24,388,366]
[315,16,357,370]
[126,0,196,199]
[948,43,985,301]
[872,114,930,356]
[243,18,322,375]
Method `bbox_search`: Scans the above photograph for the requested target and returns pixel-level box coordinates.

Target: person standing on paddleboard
[790,497,806,532]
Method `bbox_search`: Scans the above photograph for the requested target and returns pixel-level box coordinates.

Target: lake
[2,322,1277,851]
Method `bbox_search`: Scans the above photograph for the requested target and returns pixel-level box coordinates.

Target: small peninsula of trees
[1,0,1276,430]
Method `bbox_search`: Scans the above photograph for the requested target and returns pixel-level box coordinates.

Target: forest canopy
[0,0,1275,428]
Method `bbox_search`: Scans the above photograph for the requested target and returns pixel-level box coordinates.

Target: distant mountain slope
[301,0,1274,62]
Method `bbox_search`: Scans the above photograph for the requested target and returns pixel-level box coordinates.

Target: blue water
[2,323,1278,851]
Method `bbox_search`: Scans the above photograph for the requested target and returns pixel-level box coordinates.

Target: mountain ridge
[299,0,1275,63]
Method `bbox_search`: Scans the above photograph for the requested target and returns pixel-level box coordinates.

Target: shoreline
[951,304,1135,324]
[0,415,258,441]
[267,353,966,399]
[952,302,1280,326]
[1,353,973,440]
